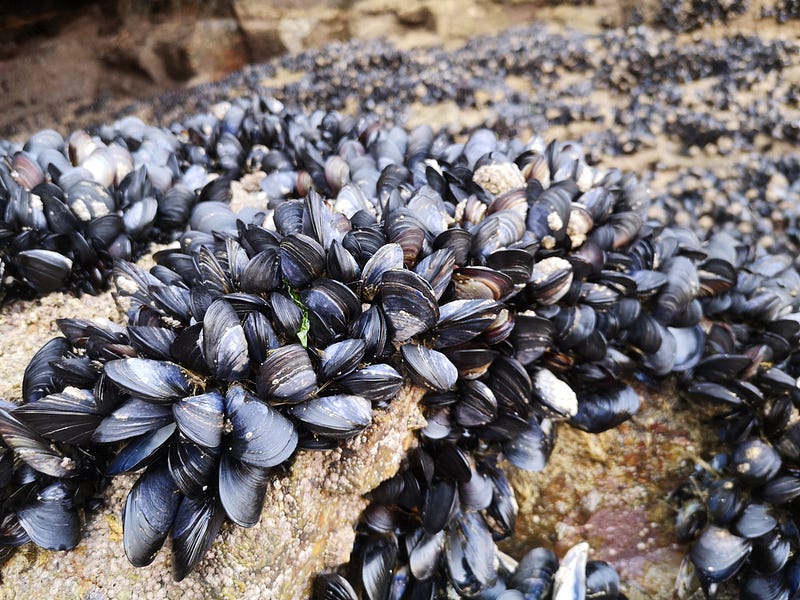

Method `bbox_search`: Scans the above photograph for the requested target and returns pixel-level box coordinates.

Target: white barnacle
[547,211,563,232]
[115,274,139,295]
[71,199,92,221]
[533,368,578,418]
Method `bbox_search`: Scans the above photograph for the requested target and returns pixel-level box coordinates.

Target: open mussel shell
[551,541,589,600]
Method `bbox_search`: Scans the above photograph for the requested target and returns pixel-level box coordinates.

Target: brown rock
[233,0,348,56]
[183,18,249,81]
[501,383,720,599]
[237,19,289,62]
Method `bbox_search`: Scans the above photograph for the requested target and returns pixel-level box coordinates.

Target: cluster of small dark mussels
[0,113,243,303]
[315,539,623,600]
[667,235,800,599]
[0,22,798,594]
[0,99,666,591]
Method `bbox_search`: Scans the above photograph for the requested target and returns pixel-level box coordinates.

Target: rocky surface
[502,383,714,599]
[1,2,799,599]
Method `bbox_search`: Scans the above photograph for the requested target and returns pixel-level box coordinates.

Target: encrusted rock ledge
[0,287,426,599]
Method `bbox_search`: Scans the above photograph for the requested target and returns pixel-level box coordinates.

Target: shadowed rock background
[1,0,796,138]
[0,1,798,598]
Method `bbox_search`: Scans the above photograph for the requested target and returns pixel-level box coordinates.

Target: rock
[236,20,288,63]
[233,0,347,56]
[182,18,249,81]
[501,382,720,599]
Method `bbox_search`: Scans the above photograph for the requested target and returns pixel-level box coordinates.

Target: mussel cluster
[0,100,671,589]
[0,89,798,599]
[315,540,623,600]
[762,0,800,22]
[657,155,800,257]
[663,235,800,598]
[655,0,749,32]
[0,110,253,303]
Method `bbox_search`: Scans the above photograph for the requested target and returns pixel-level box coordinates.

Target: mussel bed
[0,22,799,600]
